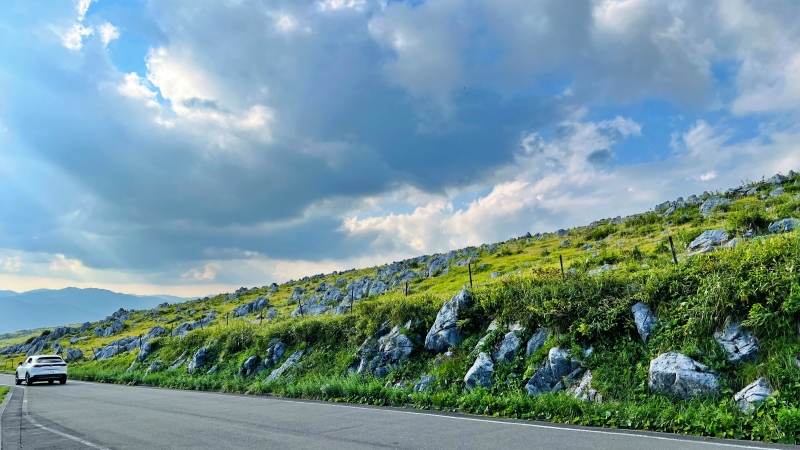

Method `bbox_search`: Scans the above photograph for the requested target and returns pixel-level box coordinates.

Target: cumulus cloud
[3,256,21,272]
[49,254,88,273]
[98,22,120,46]
[61,23,93,50]
[2,0,800,293]
[182,263,221,281]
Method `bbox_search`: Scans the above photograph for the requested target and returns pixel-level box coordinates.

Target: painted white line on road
[21,387,112,450]
[270,399,774,450]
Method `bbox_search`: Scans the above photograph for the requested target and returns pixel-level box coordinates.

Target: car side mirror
[18,362,22,366]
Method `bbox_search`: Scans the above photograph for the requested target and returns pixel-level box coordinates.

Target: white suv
[15,354,68,386]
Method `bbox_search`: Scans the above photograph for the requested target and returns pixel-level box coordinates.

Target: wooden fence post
[350,289,354,313]
[468,262,473,288]
[669,236,678,265]
[559,255,565,278]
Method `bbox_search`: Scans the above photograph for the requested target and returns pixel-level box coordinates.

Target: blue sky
[1,0,799,296]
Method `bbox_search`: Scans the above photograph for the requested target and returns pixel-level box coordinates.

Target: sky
[1,0,800,297]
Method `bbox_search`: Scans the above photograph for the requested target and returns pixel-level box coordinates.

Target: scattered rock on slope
[464,352,494,390]
[525,348,584,397]
[424,287,473,353]
[768,218,800,234]
[734,378,773,412]
[266,350,304,381]
[187,347,208,373]
[354,321,415,377]
[631,302,657,342]
[648,352,719,399]
[526,328,550,357]
[714,322,758,364]
[688,230,729,251]
[699,196,731,217]
[491,331,521,363]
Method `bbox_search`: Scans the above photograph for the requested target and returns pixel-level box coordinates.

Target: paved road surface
[0,373,793,450]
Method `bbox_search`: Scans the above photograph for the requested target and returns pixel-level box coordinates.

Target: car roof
[33,354,63,359]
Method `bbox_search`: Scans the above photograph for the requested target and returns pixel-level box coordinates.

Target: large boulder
[735,378,773,412]
[699,196,731,217]
[768,218,800,234]
[464,352,494,390]
[648,352,720,399]
[187,347,208,373]
[368,280,388,297]
[264,341,287,369]
[492,331,521,363]
[714,322,758,364]
[424,287,473,353]
[631,302,657,342]
[688,230,729,251]
[525,328,550,357]
[525,348,583,396]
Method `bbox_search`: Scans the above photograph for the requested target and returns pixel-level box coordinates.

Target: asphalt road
[0,373,794,450]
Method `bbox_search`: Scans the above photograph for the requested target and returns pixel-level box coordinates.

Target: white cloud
[317,0,367,12]
[118,72,158,106]
[182,263,221,281]
[98,22,120,46]
[49,254,88,273]
[61,23,93,51]
[76,0,97,21]
[3,256,21,272]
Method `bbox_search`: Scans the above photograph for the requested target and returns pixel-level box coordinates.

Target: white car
[15,354,68,386]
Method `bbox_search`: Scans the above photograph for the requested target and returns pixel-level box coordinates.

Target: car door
[18,357,32,378]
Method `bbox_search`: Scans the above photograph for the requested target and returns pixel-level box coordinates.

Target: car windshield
[37,357,64,363]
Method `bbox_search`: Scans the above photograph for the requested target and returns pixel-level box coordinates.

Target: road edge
[0,384,13,449]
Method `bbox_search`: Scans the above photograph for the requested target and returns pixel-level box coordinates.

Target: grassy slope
[0,387,7,404]
[6,177,800,442]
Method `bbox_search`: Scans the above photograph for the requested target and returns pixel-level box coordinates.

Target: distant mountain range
[0,288,195,333]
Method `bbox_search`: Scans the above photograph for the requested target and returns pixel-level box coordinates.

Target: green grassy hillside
[3,173,800,443]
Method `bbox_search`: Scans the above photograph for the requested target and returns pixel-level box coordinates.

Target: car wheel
[14,374,22,385]
[25,373,33,386]
[48,380,54,384]
[60,377,67,385]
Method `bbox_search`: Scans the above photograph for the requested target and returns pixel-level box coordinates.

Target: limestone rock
[464,352,494,390]
[136,342,153,362]
[354,321,414,377]
[648,352,719,399]
[714,322,758,364]
[492,331,521,363]
[424,287,473,353]
[699,196,731,217]
[526,328,550,357]
[734,378,773,412]
[688,230,729,251]
[64,348,83,362]
[266,350,303,381]
[414,375,435,392]
[240,355,262,377]
[525,348,582,396]
[187,347,208,374]
[770,187,785,197]
[566,370,602,403]
[145,326,167,340]
[768,218,800,234]
[631,302,657,342]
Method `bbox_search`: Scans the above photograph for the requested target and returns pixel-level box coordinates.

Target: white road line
[21,386,111,450]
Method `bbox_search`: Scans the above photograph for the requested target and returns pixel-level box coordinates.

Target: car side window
[27,358,33,364]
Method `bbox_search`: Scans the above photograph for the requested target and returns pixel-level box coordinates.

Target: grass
[7,176,800,443]
[0,387,8,404]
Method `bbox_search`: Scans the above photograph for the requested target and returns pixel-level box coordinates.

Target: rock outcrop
[699,196,731,217]
[491,331,521,363]
[187,347,208,373]
[768,218,800,234]
[354,321,415,377]
[240,355,262,378]
[688,230,730,251]
[424,287,473,353]
[266,350,303,381]
[648,352,719,399]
